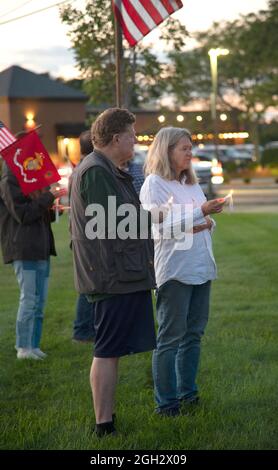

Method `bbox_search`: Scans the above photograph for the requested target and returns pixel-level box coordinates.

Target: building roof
[0,65,87,100]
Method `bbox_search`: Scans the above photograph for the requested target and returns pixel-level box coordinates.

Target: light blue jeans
[153,280,211,412]
[13,260,50,349]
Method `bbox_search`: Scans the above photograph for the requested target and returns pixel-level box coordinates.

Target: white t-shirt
[140,174,217,287]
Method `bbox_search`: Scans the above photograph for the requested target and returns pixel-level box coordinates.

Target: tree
[163,1,278,153]
[56,77,84,91]
[168,1,278,123]
[60,0,188,108]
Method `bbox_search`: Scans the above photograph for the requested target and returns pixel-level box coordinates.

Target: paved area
[216,178,278,213]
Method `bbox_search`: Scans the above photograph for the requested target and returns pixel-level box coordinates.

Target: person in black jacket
[0,162,65,360]
[72,130,96,343]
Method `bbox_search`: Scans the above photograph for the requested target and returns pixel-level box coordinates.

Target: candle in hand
[168,195,174,207]
[224,190,234,211]
[55,199,60,223]
[55,187,60,223]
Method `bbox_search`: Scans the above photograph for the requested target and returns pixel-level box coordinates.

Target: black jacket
[0,163,56,264]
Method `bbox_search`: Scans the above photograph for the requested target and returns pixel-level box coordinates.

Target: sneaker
[180,395,200,406]
[17,348,42,360]
[180,395,200,415]
[32,348,47,359]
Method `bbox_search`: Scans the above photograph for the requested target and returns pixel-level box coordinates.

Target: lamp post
[208,48,229,157]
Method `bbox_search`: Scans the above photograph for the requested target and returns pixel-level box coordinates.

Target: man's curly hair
[91,108,136,147]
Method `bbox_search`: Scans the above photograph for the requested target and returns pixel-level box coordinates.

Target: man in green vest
[70,108,156,437]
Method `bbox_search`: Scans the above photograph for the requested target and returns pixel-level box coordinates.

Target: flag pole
[114,11,123,108]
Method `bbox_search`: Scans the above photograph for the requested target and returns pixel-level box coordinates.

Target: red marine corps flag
[1,130,60,195]
[113,0,184,46]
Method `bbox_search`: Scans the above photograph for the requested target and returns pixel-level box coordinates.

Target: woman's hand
[205,216,213,231]
[193,223,208,234]
[201,198,225,216]
[193,216,213,234]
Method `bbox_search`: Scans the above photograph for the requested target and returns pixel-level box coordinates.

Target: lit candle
[224,189,234,211]
[168,195,174,206]
[55,198,59,223]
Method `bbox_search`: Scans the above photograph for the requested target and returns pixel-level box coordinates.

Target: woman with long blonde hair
[140,126,225,416]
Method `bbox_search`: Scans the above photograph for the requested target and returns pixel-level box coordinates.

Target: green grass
[0,214,278,450]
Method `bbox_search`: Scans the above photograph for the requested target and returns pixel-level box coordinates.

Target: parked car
[196,144,259,165]
[265,141,278,149]
[233,144,258,160]
[191,151,224,199]
[134,145,223,200]
[223,146,254,163]
[193,145,233,164]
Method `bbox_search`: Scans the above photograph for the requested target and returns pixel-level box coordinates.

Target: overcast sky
[0,0,269,79]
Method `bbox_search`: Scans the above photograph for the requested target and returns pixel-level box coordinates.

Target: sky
[0,0,269,79]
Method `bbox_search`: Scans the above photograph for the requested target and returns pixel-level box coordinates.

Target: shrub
[223,174,231,184]
[243,177,251,184]
[261,148,278,167]
[223,161,238,174]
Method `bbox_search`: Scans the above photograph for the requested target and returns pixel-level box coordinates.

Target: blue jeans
[13,260,50,349]
[73,294,95,341]
[152,280,211,412]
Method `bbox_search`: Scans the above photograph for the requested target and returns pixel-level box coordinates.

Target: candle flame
[224,189,234,200]
[225,189,234,212]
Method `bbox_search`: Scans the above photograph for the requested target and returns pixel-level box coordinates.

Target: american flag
[0,121,16,152]
[113,0,184,47]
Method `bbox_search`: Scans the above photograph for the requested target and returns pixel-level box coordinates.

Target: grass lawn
[0,213,277,450]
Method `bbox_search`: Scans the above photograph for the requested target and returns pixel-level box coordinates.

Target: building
[0,65,87,165]
[87,106,248,147]
[0,65,250,167]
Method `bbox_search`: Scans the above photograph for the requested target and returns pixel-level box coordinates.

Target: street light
[220,113,228,121]
[208,48,229,156]
[158,115,166,123]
